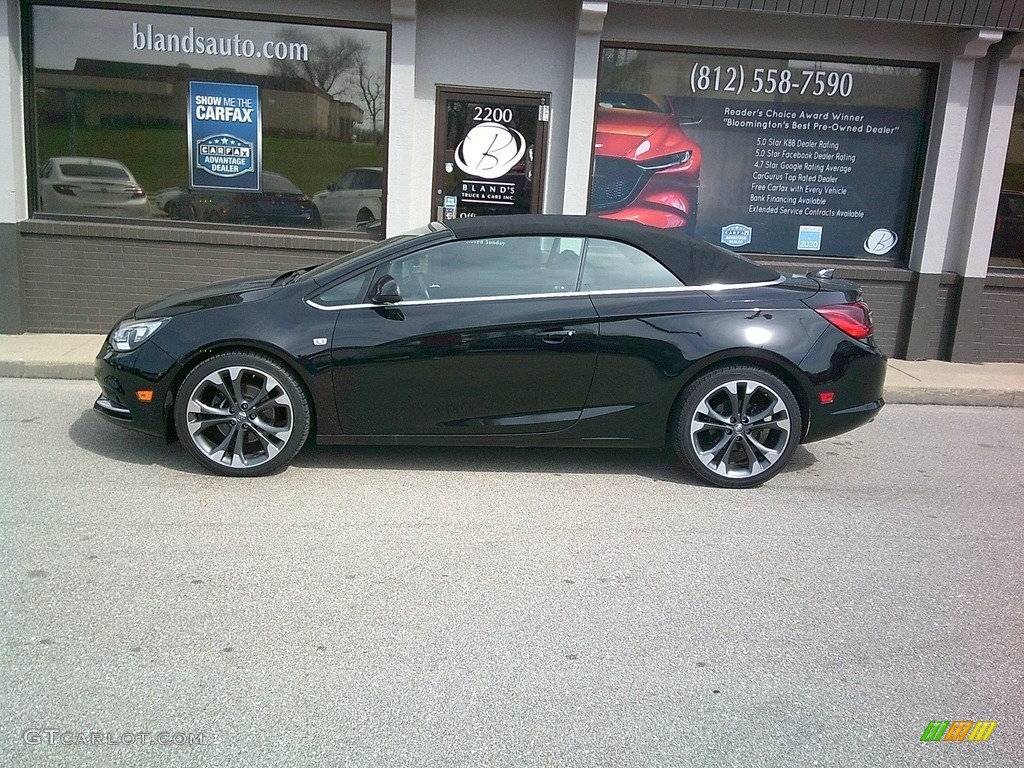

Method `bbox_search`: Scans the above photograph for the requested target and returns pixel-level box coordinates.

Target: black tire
[174,352,310,477]
[672,365,801,488]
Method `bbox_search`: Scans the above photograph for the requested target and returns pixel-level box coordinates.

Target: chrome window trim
[305,276,785,311]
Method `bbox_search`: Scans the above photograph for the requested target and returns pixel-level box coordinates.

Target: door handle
[537,329,576,344]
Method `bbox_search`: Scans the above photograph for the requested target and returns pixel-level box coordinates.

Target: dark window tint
[360,169,383,188]
[387,236,583,299]
[581,238,682,291]
[317,271,372,305]
[1004,195,1024,217]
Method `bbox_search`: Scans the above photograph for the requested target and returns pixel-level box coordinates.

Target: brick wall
[19,220,367,333]
[977,273,1024,362]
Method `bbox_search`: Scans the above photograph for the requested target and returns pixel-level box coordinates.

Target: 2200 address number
[690,63,854,98]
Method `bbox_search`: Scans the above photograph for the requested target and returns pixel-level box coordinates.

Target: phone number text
[690,63,854,98]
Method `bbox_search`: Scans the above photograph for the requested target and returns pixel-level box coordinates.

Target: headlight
[110,318,169,352]
[637,151,693,171]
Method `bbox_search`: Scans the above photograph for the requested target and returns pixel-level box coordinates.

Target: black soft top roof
[444,215,779,286]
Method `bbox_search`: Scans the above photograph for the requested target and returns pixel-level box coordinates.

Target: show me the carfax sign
[188,81,261,191]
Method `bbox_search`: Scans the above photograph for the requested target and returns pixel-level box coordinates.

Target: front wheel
[174,352,310,477]
[672,366,801,488]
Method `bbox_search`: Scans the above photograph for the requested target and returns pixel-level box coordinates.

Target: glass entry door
[433,88,548,222]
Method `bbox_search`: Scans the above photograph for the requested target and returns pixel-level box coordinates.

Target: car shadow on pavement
[293,442,818,485]
[71,407,817,483]
[69,408,206,475]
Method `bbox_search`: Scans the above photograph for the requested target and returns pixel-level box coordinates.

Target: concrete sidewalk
[2,333,1024,407]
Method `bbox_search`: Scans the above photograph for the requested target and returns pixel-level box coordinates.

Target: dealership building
[1,0,1023,361]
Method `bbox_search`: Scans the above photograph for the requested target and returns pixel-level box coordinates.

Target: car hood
[594,107,695,161]
[135,273,282,318]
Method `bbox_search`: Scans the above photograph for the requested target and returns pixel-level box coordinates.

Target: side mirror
[371,275,401,304]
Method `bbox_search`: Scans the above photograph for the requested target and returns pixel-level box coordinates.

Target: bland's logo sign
[864,228,898,255]
[188,82,261,191]
[721,223,752,247]
[455,122,526,180]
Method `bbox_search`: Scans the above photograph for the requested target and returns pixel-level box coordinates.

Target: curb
[0,361,96,380]
[882,388,1024,408]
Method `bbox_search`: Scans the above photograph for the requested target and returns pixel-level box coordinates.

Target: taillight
[53,184,76,196]
[128,186,146,199]
[814,302,873,340]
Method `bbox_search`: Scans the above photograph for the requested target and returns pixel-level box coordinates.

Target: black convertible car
[94,215,885,487]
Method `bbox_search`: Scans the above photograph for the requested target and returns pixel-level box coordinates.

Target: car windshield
[262,173,303,195]
[598,92,670,113]
[298,224,443,282]
[59,163,130,180]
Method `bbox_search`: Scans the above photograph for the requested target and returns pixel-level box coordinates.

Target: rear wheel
[356,208,376,227]
[672,366,801,488]
[174,352,310,477]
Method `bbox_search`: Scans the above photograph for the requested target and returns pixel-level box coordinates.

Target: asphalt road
[1,378,1021,767]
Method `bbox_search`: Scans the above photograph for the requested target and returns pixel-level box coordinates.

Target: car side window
[384,236,583,300]
[352,171,374,189]
[317,271,372,306]
[581,238,682,291]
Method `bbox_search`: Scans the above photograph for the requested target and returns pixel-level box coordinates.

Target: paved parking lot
[1,378,1021,767]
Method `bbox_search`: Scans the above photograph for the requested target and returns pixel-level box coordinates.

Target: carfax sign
[188,82,261,191]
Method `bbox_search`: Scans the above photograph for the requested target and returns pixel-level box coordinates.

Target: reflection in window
[317,271,372,306]
[581,239,682,291]
[31,4,387,233]
[994,73,1024,268]
[386,236,586,300]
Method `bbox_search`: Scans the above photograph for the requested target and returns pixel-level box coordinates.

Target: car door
[317,172,351,228]
[581,237,724,440]
[327,235,599,436]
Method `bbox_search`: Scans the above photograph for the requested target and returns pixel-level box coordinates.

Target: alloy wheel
[184,364,295,469]
[689,378,792,479]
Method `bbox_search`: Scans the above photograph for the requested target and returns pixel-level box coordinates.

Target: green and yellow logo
[920,720,997,742]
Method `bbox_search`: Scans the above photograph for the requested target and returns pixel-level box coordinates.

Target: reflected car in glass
[591,93,701,232]
[93,215,885,488]
[312,167,383,233]
[991,190,1024,263]
[38,157,149,217]
[156,171,320,228]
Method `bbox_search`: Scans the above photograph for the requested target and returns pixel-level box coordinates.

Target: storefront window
[30,4,387,234]
[592,47,932,261]
[992,73,1024,269]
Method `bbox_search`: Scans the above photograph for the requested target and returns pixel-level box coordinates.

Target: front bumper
[93,339,180,440]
